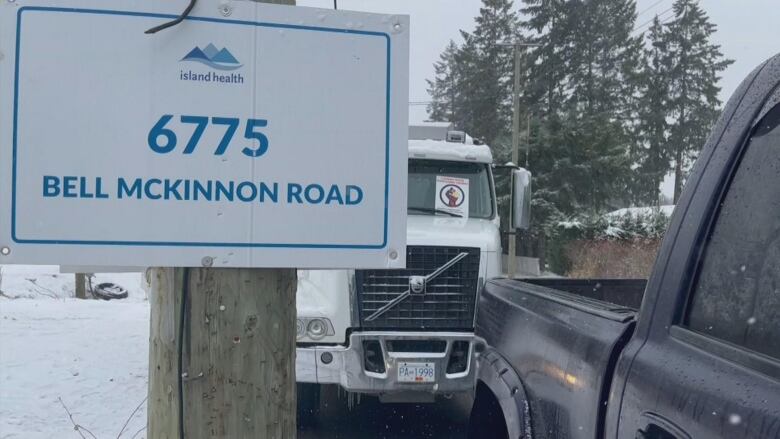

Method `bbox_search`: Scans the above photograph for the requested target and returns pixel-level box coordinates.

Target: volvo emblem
[409,276,426,294]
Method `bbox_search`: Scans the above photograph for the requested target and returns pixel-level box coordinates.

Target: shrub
[565,239,662,278]
[544,208,671,275]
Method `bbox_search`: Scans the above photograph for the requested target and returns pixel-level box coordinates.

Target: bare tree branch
[26,278,58,299]
[130,426,147,439]
[58,397,98,439]
[117,396,148,438]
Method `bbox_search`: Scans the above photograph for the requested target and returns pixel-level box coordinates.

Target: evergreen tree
[426,40,460,123]
[630,16,673,205]
[423,0,732,268]
[562,0,641,213]
[663,0,732,202]
[519,0,572,225]
[465,0,518,144]
[566,0,640,118]
[452,34,482,134]
[516,0,642,269]
[521,0,641,215]
[426,0,519,144]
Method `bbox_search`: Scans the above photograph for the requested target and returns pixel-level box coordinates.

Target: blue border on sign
[12,6,392,250]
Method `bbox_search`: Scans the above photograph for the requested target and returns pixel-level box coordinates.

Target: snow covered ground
[0,266,150,439]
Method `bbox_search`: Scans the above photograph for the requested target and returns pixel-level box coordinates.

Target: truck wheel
[296,383,321,428]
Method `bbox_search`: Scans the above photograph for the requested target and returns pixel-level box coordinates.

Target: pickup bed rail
[521,278,646,310]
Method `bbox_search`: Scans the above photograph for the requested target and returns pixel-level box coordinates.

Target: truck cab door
[610,55,780,439]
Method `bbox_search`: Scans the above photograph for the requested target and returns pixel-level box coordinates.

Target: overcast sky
[297,0,780,124]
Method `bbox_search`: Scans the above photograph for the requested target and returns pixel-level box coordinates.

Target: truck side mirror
[512,168,532,230]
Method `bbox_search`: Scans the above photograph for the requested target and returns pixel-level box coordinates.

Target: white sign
[435,176,469,218]
[0,1,409,268]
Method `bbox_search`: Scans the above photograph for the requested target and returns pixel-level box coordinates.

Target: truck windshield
[408,159,494,219]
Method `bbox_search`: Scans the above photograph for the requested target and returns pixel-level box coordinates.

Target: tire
[91,282,129,300]
[296,383,321,428]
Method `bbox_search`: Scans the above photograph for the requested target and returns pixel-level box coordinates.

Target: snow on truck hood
[406,215,501,253]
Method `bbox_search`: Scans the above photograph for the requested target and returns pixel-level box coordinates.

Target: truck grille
[356,246,481,330]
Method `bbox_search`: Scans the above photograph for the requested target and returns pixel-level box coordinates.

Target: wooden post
[148,268,296,438]
[148,2,296,438]
[75,273,87,299]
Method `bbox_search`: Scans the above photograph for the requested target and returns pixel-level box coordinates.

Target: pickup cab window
[407,159,494,219]
[685,103,780,360]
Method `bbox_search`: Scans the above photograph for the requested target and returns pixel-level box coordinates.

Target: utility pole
[147,1,297,438]
[508,45,522,279]
[499,41,539,278]
[525,113,531,168]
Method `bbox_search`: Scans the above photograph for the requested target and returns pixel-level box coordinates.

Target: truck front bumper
[296,331,477,395]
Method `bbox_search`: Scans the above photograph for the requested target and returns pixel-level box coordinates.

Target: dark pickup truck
[471,54,780,439]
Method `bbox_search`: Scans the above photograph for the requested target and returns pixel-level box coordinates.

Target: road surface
[298,386,472,438]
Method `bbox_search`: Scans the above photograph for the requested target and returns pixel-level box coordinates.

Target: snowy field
[0,266,150,439]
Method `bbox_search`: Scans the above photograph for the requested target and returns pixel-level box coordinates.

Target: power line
[634,6,673,32]
[634,14,675,36]
[632,7,674,35]
[636,0,667,19]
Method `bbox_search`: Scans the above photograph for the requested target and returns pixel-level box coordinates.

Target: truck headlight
[297,317,335,341]
[307,318,328,340]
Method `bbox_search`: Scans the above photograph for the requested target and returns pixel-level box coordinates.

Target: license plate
[397,362,435,383]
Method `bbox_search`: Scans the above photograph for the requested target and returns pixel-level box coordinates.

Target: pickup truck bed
[476,278,645,438]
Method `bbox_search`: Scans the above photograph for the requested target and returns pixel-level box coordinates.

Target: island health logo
[182,43,242,70]
[180,43,245,84]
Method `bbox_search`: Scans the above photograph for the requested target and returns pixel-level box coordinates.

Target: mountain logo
[181,44,242,71]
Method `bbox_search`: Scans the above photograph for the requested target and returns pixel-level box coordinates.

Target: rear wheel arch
[470,349,533,439]
[470,381,509,439]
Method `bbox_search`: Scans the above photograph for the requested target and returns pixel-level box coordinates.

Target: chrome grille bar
[356,246,480,330]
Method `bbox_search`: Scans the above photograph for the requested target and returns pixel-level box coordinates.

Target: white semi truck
[294,123,531,420]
